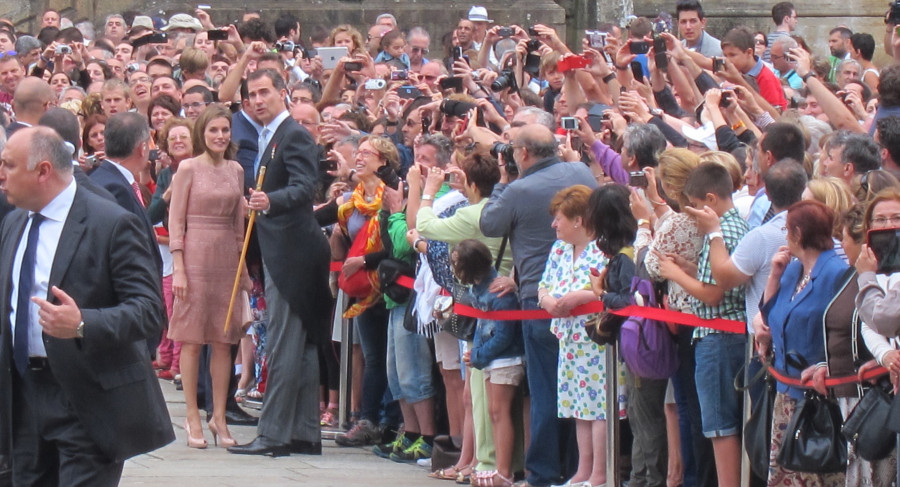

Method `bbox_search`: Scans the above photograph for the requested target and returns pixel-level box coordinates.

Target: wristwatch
[421,194,434,201]
[801,71,817,82]
[637,218,650,227]
[76,321,85,338]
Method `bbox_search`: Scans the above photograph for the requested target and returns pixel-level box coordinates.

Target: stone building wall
[1,0,895,66]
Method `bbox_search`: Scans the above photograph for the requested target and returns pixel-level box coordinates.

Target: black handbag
[842,382,895,461]
[435,236,507,341]
[776,390,847,473]
[377,258,415,303]
[585,311,626,346]
[435,284,478,341]
[737,359,775,479]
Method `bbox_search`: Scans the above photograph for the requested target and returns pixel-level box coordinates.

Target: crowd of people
[4,0,900,486]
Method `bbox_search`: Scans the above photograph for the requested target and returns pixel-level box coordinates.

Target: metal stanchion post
[325,291,352,440]
[607,342,619,487]
[741,336,753,487]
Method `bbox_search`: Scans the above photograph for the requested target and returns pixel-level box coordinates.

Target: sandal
[428,466,461,480]
[473,470,514,487]
[455,465,474,484]
[234,388,248,403]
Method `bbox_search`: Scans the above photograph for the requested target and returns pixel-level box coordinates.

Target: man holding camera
[480,124,596,487]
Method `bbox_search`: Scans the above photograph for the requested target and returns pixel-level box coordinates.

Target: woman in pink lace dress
[168,105,248,449]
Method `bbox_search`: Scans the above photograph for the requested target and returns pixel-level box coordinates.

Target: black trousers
[11,366,123,487]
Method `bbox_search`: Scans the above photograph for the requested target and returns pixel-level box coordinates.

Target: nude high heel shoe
[184,419,208,449]
[208,418,237,448]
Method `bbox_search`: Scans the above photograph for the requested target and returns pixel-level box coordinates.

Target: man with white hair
[407,27,431,73]
[104,14,126,44]
[375,13,397,30]
[769,36,802,89]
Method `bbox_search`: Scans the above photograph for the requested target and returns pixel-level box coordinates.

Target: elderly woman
[758,200,849,487]
[538,185,611,487]
[148,118,194,384]
[798,203,897,487]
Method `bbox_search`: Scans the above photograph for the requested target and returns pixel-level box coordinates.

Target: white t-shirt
[732,211,787,332]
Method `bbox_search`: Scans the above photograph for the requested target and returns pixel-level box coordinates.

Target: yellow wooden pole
[224,166,266,334]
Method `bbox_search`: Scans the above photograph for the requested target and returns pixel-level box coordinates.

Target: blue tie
[13,213,44,374]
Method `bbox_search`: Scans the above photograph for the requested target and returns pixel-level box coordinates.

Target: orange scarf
[338,183,385,317]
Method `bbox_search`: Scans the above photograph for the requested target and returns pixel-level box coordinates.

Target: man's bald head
[1,127,73,211]
[13,77,54,122]
[513,124,558,171]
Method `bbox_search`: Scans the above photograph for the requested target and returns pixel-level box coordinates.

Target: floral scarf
[337,182,385,317]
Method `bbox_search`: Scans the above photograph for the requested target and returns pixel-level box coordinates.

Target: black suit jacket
[0,186,174,462]
[4,122,28,138]
[254,115,331,344]
[88,161,163,273]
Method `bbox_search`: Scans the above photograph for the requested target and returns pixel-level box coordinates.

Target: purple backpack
[620,276,679,380]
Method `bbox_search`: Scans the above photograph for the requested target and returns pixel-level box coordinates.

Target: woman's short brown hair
[864,187,900,232]
[192,104,235,159]
[786,200,835,252]
[549,184,592,221]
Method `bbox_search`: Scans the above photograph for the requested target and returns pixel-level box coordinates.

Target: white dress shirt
[254,110,290,177]
[10,178,77,357]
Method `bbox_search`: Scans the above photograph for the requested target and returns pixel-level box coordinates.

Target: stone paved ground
[121,379,448,487]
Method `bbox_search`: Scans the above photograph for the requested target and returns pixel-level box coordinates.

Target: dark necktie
[13,213,44,374]
[762,204,776,224]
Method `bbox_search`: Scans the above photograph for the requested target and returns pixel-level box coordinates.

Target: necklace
[792,272,811,299]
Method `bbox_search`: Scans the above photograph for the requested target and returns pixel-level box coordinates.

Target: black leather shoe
[289,440,322,455]
[227,436,290,457]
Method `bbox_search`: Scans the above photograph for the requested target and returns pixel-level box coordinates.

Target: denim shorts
[386,304,435,403]
[694,332,747,438]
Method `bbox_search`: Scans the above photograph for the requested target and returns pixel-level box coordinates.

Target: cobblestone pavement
[121,379,447,487]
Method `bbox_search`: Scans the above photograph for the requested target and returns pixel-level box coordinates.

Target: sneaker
[320,409,339,428]
[334,419,382,447]
[416,457,432,468]
[389,436,432,463]
[373,432,411,458]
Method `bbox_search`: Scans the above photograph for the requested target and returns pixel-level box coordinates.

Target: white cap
[162,13,202,32]
[131,15,154,30]
[467,6,493,23]
[682,121,718,151]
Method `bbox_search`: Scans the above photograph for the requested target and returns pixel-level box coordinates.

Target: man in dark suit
[228,68,331,457]
[0,127,173,485]
[88,112,162,273]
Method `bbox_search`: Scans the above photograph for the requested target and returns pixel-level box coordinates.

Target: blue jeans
[521,296,563,486]
[694,333,746,438]
[386,302,435,403]
[355,302,389,423]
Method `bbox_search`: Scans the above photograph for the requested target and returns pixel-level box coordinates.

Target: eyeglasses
[355,149,380,159]
[182,102,209,109]
[129,77,151,86]
[0,50,16,59]
[167,134,190,142]
[411,47,429,55]
[872,215,900,227]
[755,39,766,46]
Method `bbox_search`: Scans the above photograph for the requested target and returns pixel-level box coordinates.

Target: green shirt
[417,198,513,276]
